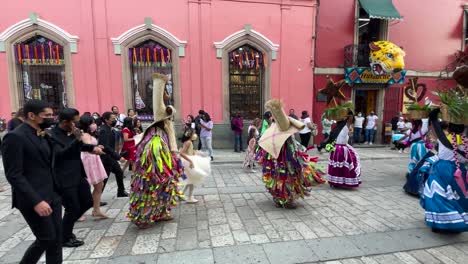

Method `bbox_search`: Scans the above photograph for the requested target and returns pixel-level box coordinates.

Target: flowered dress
[256,136,326,206]
[127,126,184,225]
[327,125,361,188]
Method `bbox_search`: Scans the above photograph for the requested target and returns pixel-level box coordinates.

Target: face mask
[93,115,99,120]
[191,134,198,141]
[358,114,362,117]
[89,123,98,132]
[110,120,117,127]
[39,118,55,130]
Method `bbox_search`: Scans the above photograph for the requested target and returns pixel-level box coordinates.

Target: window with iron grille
[14,35,66,113]
[129,40,173,122]
[228,44,265,120]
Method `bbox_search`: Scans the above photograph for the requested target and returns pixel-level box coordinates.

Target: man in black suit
[99,111,128,197]
[49,108,104,247]
[1,100,62,264]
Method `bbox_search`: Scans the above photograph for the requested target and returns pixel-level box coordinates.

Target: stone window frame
[0,13,78,111]
[214,24,279,122]
[111,19,187,120]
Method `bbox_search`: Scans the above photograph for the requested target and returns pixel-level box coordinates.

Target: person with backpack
[231,112,244,152]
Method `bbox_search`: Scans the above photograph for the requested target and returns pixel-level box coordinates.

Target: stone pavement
[0,149,467,263]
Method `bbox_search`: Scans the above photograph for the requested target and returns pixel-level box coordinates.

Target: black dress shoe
[63,238,84,248]
[117,191,129,197]
[100,202,108,207]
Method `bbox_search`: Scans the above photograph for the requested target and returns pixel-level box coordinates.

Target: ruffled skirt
[327,144,361,188]
[420,160,468,232]
[181,155,211,186]
[256,137,326,205]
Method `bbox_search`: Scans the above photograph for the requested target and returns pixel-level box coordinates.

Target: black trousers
[299,132,312,147]
[18,197,62,264]
[62,179,93,241]
[102,158,125,193]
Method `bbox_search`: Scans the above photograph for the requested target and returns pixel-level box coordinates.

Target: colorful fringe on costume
[127,127,184,226]
[256,137,326,206]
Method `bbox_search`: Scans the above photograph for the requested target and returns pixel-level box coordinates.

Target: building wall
[0,0,318,121]
[0,0,318,148]
[313,0,467,143]
[315,0,468,70]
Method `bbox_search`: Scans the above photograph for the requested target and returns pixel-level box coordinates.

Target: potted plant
[433,89,468,125]
[323,101,354,120]
[406,103,430,120]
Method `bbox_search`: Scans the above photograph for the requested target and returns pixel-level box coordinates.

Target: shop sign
[345,68,406,84]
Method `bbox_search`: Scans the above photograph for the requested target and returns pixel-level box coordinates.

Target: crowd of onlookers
[227,108,384,156]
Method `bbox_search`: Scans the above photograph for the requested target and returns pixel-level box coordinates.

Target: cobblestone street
[0,149,467,263]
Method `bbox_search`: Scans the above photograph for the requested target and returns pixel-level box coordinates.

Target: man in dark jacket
[49,108,103,247]
[194,110,205,150]
[1,100,62,263]
[99,111,128,197]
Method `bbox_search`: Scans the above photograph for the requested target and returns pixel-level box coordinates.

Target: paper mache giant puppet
[369,41,406,76]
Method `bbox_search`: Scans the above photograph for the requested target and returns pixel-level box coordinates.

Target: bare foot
[92,210,109,220]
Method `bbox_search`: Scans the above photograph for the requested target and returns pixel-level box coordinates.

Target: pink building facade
[0,0,318,147]
[313,0,467,143]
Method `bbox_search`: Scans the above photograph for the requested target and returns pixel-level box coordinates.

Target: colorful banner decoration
[229,50,265,70]
[14,41,64,65]
[345,68,406,84]
[129,46,172,67]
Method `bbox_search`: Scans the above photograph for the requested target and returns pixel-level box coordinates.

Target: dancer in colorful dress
[320,110,361,188]
[396,118,430,195]
[80,115,109,219]
[127,73,190,229]
[179,128,211,203]
[256,99,326,208]
[421,108,468,232]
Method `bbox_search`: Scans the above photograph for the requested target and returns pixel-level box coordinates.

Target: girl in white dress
[180,128,211,203]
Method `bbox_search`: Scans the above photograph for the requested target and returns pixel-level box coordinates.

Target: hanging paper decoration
[229,48,265,70]
[14,41,64,65]
[134,72,146,110]
[61,71,68,108]
[129,45,172,67]
[22,71,32,100]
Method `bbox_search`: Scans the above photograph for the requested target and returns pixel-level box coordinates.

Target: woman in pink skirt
[80,115,109,219]
[320,111,361,188]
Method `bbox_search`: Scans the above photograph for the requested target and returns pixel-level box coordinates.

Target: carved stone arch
[0,15,77,111]
[214,25,279,122]
[111,21,187,120]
